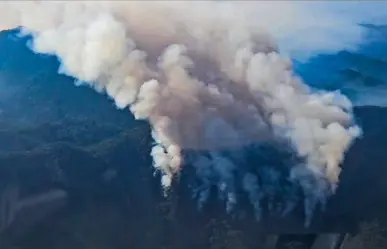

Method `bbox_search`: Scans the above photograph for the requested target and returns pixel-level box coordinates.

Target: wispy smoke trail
[0,1,361,226]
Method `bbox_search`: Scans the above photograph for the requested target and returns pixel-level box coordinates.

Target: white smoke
[0,1,361,226]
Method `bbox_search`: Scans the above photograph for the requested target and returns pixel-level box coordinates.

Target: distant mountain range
[294,23,387,107]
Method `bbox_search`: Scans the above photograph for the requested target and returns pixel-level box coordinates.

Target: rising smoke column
[0,1,361,226]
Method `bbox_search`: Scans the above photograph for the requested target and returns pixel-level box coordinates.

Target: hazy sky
[272,1,387,59]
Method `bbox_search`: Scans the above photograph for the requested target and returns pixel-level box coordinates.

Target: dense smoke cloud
[0,1,361,226]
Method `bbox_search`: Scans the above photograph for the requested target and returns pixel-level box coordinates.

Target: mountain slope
[1,28,387,248]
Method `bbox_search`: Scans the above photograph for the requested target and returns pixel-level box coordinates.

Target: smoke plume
[0,1,361,226]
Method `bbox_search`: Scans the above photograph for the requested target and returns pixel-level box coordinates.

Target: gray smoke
[0,1,361,226]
